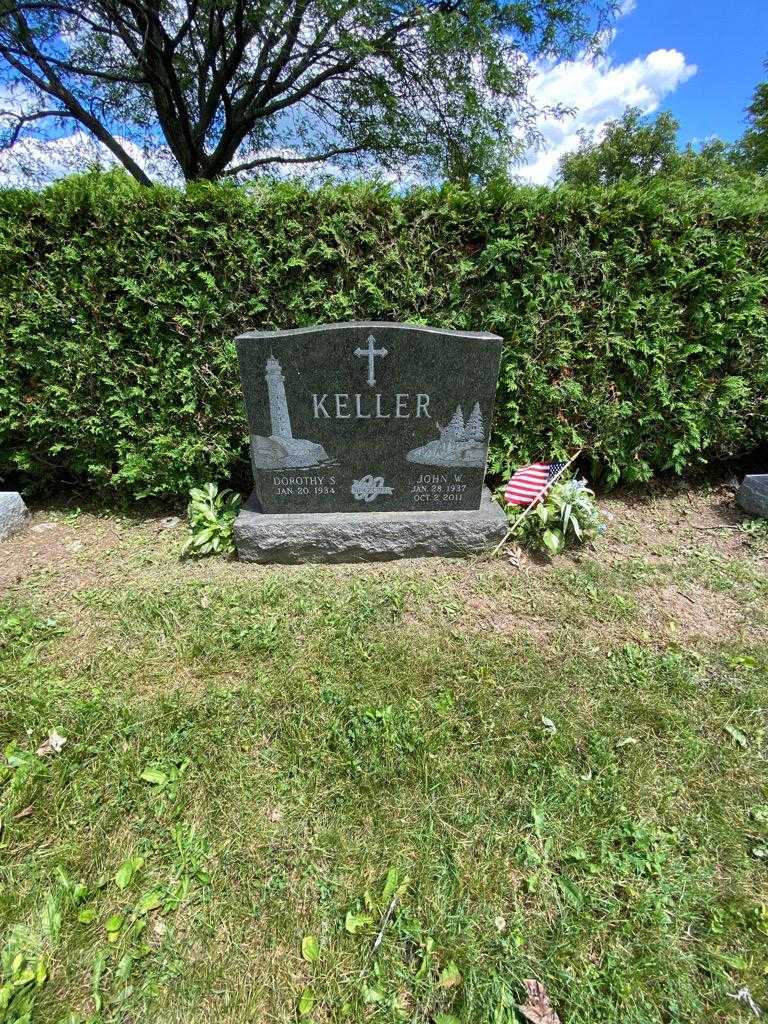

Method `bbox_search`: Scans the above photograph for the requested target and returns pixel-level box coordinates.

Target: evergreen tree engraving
[443,405,465,441]
[407,398,488,468]
[465,402,484,441]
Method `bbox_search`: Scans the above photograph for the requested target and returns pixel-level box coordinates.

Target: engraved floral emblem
[351,475,394,502]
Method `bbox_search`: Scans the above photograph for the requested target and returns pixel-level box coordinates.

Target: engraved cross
[354,334,388,387]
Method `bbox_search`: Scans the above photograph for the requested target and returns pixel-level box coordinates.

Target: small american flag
[504,461,568,507]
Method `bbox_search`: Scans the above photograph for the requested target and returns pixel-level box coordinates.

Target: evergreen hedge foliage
[1,172,766,501]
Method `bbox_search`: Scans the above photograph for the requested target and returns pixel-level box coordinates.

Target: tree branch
[0,18,154,184]
[223,142,366,175]
[0,107,73,147]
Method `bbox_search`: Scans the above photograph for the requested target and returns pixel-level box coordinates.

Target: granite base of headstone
[0,491,29,542]
[235,486,507,563]
[232,321,508,563]
[736,474,768,517]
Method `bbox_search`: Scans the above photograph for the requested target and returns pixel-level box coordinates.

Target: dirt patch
[597,480,756,564]
[2,481,765,619]
[0,511,160,597]
[461,593,557,641]
[1,516,100,594]
[635,584,763,642]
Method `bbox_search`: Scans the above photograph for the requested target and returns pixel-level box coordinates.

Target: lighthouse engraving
[250,356,330,471]
[265,355,293,439]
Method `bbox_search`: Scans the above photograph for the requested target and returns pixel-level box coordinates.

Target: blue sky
[611,0,768,146]
[518,0,768,182]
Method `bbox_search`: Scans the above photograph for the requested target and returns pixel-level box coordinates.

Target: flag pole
[490,449,583,558]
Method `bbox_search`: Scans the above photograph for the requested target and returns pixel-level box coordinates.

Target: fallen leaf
[14,805,34,820]
[298,988,315,1016]
[438,960,462,989]
[134,889,163,915]
[494,915,507,932]
[362,986,385,1004]
[381,866,400,904]
[36,730,67,757]
[506,544,523,568]
[105,913,124,942]
[518,979,561,1024]
[301,935,319,962]
[724,724,748,748]
[115,855,144,890]
[344,909,373,934]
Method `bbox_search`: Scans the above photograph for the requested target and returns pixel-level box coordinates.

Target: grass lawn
[1,480,767,1024]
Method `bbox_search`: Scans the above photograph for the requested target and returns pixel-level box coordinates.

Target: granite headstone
[233,321,508,562]
[0,491,29,542]
[235,321,503,515]
[736,474,768,518]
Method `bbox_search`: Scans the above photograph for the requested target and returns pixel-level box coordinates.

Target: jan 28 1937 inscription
[235,322,503,514]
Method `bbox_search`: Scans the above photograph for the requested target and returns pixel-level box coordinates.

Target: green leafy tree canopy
[558,106,749,189]
[558,107,681,186]
[736,63,768,174]
[0,0,613,185]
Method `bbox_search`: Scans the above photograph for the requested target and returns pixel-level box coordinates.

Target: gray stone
[235,322,502,515]
[0,491,29,541]
[736,474,768,517]
[234,486,508,564]
[157,516,181,530]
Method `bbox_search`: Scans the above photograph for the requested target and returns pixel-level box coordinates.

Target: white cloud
[0,127,183,186]
[519,44,697,184]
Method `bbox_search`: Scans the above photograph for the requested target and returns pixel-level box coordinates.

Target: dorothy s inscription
[235,321,503,514]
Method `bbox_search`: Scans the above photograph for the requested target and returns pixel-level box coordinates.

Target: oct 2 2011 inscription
[235,322,503,514]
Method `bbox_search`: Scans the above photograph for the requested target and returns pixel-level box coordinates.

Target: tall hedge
[1,172,767,500]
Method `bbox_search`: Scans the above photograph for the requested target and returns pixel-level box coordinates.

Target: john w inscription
[235,322,503,514]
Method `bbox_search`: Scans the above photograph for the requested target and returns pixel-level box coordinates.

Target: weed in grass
[741,518,768,541]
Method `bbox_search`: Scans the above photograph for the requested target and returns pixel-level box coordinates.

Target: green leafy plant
[740,517,768,540]
[502,475,604,556]
[0,954,47,1024]
[181,484,240,559]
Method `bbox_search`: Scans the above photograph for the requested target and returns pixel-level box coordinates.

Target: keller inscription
[235,321,503,514]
